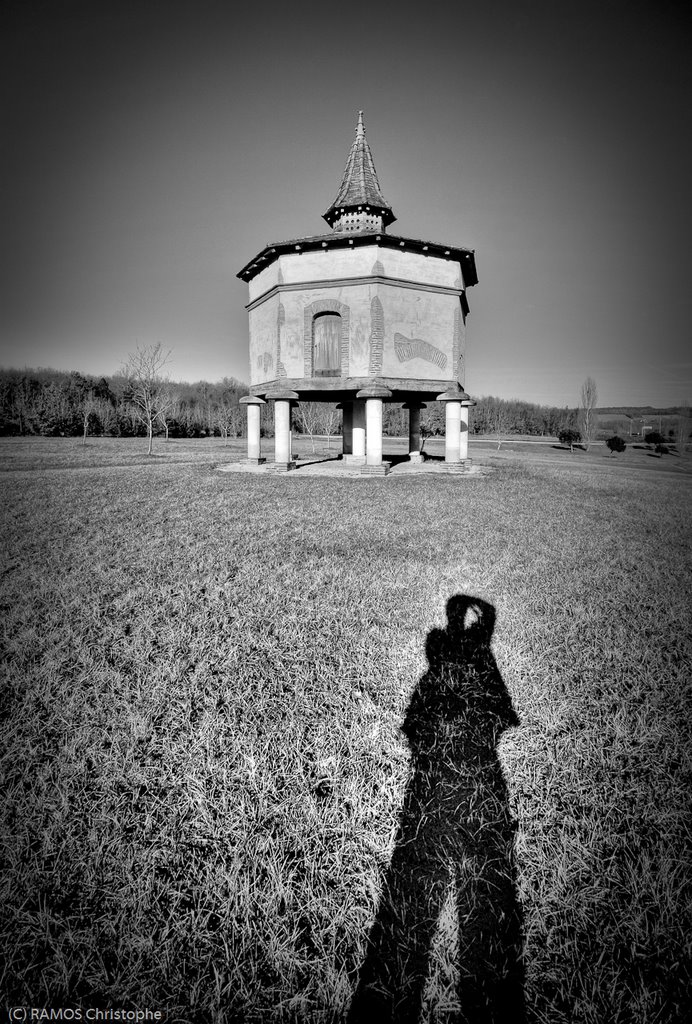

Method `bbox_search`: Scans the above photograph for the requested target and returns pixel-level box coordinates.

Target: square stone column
[266,389,298,470]
[239,395,266,465]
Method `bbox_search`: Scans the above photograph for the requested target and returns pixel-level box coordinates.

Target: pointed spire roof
[323,111,396,230]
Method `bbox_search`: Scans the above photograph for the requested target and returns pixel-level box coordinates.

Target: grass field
[1,437,690,1023]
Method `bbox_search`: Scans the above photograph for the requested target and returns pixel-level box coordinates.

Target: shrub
[645,431,664,445]
[606,436,626,455]
[558,428,581,451]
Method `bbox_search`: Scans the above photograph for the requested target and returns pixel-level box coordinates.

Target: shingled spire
[323,111,396,233]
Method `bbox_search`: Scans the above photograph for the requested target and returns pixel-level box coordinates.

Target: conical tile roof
[323,112,396,230]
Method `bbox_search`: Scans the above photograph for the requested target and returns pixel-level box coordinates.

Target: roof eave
[237,232,477,285]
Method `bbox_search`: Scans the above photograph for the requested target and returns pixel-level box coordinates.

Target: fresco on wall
[249,295,279,384]
[394,334,448,370]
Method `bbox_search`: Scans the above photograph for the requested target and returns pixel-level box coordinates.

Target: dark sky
[1,0,690,405]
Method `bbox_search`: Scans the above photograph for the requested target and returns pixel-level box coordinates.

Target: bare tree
[95,397,117,436]
[155,386,178,441]
[675,401,690,455]
[488,400,510,450]
[578,376,599,450]
[80,391,99,446]
[214,398,240,442]
[122,343,171,454]
[295,401,322,453]
[320,403,341,450]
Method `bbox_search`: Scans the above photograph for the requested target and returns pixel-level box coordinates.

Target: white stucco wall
[247,245,464,302]
[246,246,466,387]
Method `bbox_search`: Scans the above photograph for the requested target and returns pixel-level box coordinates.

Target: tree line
[0,368,581,441]
[8,361,684,447]
[0,366,249,440]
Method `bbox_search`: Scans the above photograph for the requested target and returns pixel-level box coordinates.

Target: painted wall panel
[378,287,462,382]
[248,294,279,386]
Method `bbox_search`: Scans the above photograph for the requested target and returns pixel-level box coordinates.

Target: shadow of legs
[348,597,526,1023]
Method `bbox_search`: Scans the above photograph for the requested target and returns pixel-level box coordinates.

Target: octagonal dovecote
[238,112,478,405]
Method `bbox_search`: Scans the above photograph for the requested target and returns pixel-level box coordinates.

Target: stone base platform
[217,458,489,479]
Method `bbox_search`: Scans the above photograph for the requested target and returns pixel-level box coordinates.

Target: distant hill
[596,406,685,416]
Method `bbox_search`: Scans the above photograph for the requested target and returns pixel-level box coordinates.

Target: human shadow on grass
[348,596,525,1024]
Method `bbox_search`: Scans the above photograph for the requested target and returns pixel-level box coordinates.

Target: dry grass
[1,439,690,1023]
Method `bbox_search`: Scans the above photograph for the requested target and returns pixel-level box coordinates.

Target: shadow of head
[446,594,495,641]
[409,594,519,747]
[425,595,496,669]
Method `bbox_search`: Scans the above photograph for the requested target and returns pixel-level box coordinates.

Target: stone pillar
[275,400,291,465]
[403,402,426,463]
[265,389,299,470]
[366,398,384,465]
[445,401,462,462]
[239,395,266,465]
[341,403,354,456]
[356,385,392,475]
[437,389,476,468]
[351,400,366,463]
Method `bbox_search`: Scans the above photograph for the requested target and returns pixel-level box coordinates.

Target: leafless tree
[122,343,171,454]
[578,376,599,450]
[155,386,178,441]
[295,401,322,453]
[80,391,99,446]
[95,397,117,436]
[488,401,510,450]
[320,403,341,450]
[675,401,690,455]
[215,397,244,442]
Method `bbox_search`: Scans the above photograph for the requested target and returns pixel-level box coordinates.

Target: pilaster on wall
[277,303,287,378]
[452,303,464,383]
[303,299,351,379]
[368,295,384,375]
